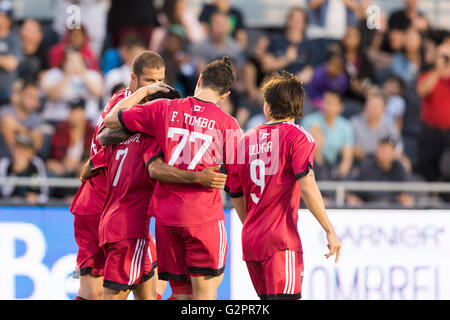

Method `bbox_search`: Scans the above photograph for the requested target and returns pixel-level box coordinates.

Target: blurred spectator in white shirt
[40,48,103,125]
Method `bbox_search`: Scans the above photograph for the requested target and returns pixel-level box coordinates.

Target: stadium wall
[0,207,448,300]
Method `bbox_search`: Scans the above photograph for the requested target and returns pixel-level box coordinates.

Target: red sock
[75,296,86,300]
[156,294,162,300]
[167,296,177,300]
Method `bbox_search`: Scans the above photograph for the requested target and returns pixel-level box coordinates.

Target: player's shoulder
[110,88,132,103]
[280,121,315,144]
[223,113,241,130]
[104,88,132,113]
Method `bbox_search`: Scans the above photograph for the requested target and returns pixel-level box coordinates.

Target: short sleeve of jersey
[141,136,163,169]
[118,99,167,136]
[90,147,112,171]
[224,163,243,198]
[290,132,316,180]
[223,117,243,174]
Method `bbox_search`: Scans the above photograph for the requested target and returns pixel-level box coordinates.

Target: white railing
[316,181,450,207]
[1,177,450,207]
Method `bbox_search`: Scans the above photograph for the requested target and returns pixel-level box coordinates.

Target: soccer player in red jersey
[225,71,341,300]
[82,88,228,300]
[70,51,166,300]
[103,57,243,300]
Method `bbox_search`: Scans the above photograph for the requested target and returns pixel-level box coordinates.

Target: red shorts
[245,250,304,300]
[169,279,193,295]
[102,237,157,291]
[73,213,106,277]
[155,219,227,281]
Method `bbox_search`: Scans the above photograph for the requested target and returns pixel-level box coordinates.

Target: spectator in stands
[0,80,43,158]
[107,0,160,48]
[0,133,48,204]
[199,0,247,50]
[18,18,50,82]
[308,51,349,110]
[391,27,426,85]
[40,48,103,125]
[382,75,406,133]
[350,87,402,163]
[103,33,146,102]
[260,7,315,82]
[416,41,450,182]
[0,1,22,106]
[346,135,415,208]
[52,0,108,58]
[48,26,99,71]
[241,35,270,128]
[188,10,246,121]
[160,27,197,96]
[151,0,206,52]
[339,25,376,116]
[306,0,366,40]
[302,90,354,181]
[367,21,406,84]
[388,0,429,32]
[46,98,93,201]
[189,10,245,73]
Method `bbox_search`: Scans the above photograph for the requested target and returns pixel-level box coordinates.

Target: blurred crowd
[0,0,449,207]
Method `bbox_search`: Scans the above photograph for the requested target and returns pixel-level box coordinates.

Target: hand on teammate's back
[195,165,227,189]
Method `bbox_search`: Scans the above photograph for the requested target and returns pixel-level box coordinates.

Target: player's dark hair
[261,71,305,120]
[132,51,165,78]
[200,56,235,95]
[140,87,182,104]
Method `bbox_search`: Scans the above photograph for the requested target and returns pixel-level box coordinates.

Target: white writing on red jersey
[183,113,216,130]
[120,134,141,145]
[249,141,272,156]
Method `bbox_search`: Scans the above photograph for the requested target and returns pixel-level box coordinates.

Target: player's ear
[194,75,203,95]
[218,90,231,101]
[263,102,272,120]
[130,72,138,88]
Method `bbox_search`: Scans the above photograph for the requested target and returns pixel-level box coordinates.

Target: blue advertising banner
[0,206,232,300]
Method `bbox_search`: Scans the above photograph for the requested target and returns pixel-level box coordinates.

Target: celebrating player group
[70,50,341,301]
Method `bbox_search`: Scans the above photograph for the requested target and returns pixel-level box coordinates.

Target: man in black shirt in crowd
[346,135,415,207]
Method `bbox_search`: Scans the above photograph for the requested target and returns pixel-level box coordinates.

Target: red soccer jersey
[418,71,450,129]
[70,89,131,215]
[225,121,316,261]
[119,96,243,227]
[89,133,161,245]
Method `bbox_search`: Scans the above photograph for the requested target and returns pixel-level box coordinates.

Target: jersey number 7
[112,148,128,186]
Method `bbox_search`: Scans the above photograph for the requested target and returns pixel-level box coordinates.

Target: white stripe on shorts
[128,239,145,285]
[218,220,227,269]
[283,250,296,295]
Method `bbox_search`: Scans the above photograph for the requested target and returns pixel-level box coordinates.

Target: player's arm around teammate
[148,161,227,189]
[104,82,171,130]
[97,126,228,190]
[79,159,98,183]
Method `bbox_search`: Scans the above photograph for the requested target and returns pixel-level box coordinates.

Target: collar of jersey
[192,96,218,106]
